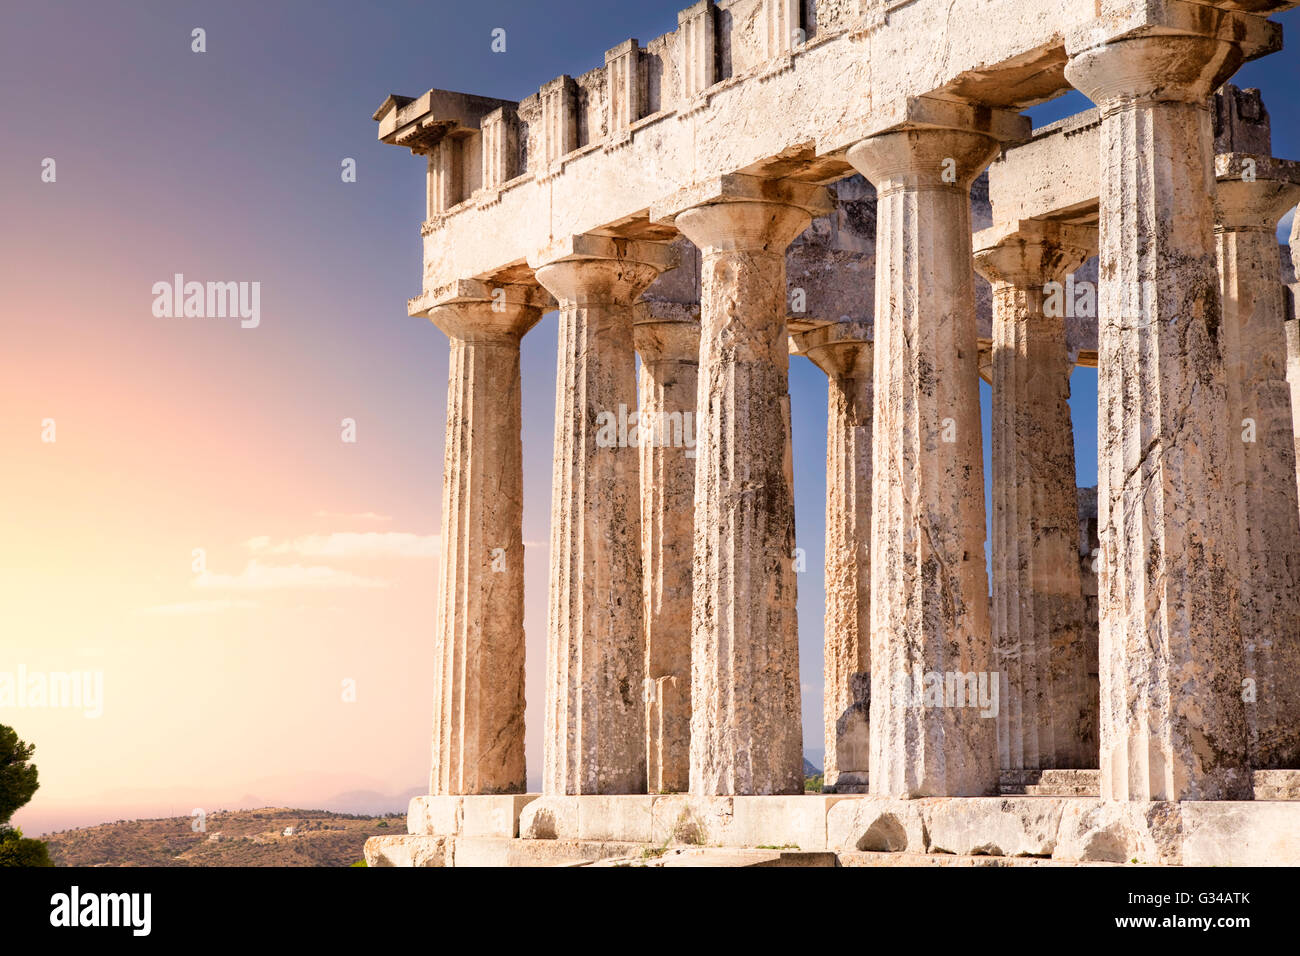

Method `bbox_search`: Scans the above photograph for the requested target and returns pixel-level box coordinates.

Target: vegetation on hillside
[43,808,403,867]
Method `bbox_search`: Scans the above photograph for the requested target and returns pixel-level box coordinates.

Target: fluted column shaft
[427,297,543,795]
[1066,33,1250,800]
[847,127,998,798]
[974,224,1095,774]
[634,317,701,794]
[798,323,873,792]
[1215,166,1300,769]
[673,199,811,796]
[535,251,667,794]
[1287,321,1300,509]
[1290,213,1300,510]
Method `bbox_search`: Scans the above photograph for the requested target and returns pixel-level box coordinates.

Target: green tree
[0,828,52,866]
[0,725,39,823]
[0,724,53,867]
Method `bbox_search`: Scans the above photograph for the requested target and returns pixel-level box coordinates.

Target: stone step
[586,847,839,868]
[1002,768,1300,799]
[1024,784,1098,796]
[365,834,645,867]
[1254,770,1300,800]
[1026,769,1101,796]
[838,851,1122,867]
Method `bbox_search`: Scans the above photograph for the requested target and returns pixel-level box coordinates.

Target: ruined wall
[787,174,877,323]
[811,0,863,36]
[576,66,608,148]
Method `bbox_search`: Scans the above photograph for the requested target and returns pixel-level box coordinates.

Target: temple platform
[364,778,1300,867]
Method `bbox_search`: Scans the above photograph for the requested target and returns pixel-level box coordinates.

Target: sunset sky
[3,1,1297,836]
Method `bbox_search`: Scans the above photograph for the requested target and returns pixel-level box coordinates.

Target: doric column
[1291,209,1300,309]
[633,312,701,794]
[1065,14,1270,799]
[652,174,832,795]
[531,235,675,795]
[973,220,1097,776]
[1289,210,1300,509]
[1214,155,1300,770]
[1287,317,1300,507]
[793,321,873,794]
[425,281,549,795]
[846,100,1025,797]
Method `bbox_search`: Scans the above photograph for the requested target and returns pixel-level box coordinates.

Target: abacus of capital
[366,0,1300,867]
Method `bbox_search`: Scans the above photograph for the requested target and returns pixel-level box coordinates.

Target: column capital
[791,320,873,379]
[530,234,677,305]
[420,279,550,341]
[650,173,833,238]
[846,122,1005,194]
[1065,1,1280,70]
[1066,35,1243,108]
[972,220,1098,287]
[823,93,1029,161]
[1064,1,1280,113]
[1213,154,1300,232]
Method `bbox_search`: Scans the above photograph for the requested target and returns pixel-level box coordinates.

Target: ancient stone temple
[367,0,1300,867]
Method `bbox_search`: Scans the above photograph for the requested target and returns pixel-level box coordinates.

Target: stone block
[461,794,539,838]
[1180,803,1300,867]
[1254,770,1300,801]
[452,836,642,867]
[924,797,1067,858]
[826,797,929,854]
[364,835,450,868]
[575,796,657,843]
[519,795,580,840]
[407,795,460,835]
[650,795,734,846]
[730,796,844,851]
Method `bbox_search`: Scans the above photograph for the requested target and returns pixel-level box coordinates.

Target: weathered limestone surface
[1077,487,1101,752]
[974,220,1095,774]
[1255,769,1300,800]
[1214,154,1300,770]
[482,793,1300,865]
[1065,27,1252,800]
[519,793,852,849]
[793,321,873,793]
[383,0,1114,295]
[590,847,839,867]
[1292,207,1299,291]
[1290,215,1300,504]
[532,236,676,795]
[848,113,1017,798]
[407,794,539,838]
[634,315,701,794]
[426,287,546,795]
[364,835,450,868]
[652,176,831,796]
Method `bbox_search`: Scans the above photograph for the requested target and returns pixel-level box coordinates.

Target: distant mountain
[323,787,424,816]
[803,757,822,777]
[43,808,401,867]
